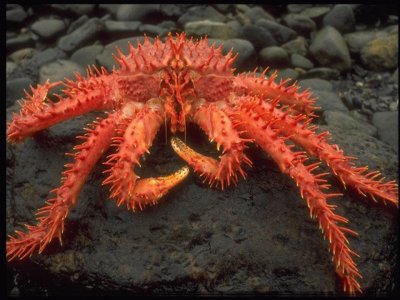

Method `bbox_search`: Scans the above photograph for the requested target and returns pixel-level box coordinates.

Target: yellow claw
[171,136,219,185]
[128,165,190,210]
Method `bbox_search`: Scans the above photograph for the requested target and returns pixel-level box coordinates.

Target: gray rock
[226,20,242,36]
[58,18,104,53]
[96,37,154,71]
[8,48,36,63]
[6,77,33,107]
[290,54,313,70]
[99,4,120,17]
[300,6,331,21]
[344,30,388,54]
[71,45,104,68]
[259,46,290,69]
[185,20,237,39]
[323,110,377,137]
[281,36,308,56]
[255,19,297,45]
[372,111,399,152]
[213,4,233,13]
[6,61,17,79]
[31,19,66,39]
[160,4,192,18]
[301,67,340,80]
[116,4,161,22]
[39,60,85,85]
[30,48,67,69]
[312,90,349,112]
[178,6,226,25]
[67,15,89,34]
[157,20,177,30]
[245,6,275,23]
[392,68,398,83]
[6,34,35,54]
[239,24,277,49]
[282,13,316,37]
[104,20,141,36]
[139,24,168,37]
[360,33,398,71]
[298,78,333,92]
[6,7,27,23]
[322,4,355,33]
[275,68,299,84]
[309,26,351,72]
[51,4,96,15]
[286,4,313,14]
[7,47,67,83]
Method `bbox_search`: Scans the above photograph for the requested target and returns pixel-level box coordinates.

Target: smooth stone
[31,19,66,39]
[39,60,85,84]
[116,4,160,22]
[323,110,378,137]
[259,46,290,69]
[282,13,316,36]
[281,36,308,56]
[6,77,33,107]
[290,54,313,70]
[298,78,333,92]
[255,19,297,45]
[322,4,355,33]
[51,4,95,15]
[301,68,340,80]
[239,24,277,49]
[71,45,104,68]
[178,6,226,25]
[184,20,237,39]
[58,18,104,53]
[372,111,398,152]
[309,26,351,72]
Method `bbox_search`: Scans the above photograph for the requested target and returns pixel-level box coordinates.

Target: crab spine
[230,104,362,294]
[7,68,116,144]
[248,97,398,206]
[102,105,164,210]
[7,112,120,260]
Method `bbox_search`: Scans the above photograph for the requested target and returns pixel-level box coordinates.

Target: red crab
[6,32,398,295]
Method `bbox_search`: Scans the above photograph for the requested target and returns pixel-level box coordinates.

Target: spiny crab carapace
[6,32,398,295]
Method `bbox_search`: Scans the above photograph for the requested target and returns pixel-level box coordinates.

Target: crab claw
[128,165,190,211]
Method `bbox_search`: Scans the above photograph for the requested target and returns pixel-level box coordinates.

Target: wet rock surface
[6,4,398,297]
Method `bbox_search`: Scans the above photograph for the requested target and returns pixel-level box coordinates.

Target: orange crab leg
[172,102,252,189]
[233,70,319,115]
[7,111,121,260]
[242,97,398,207]
[230,104,362,295]
[103,99,183,210]
[7,67,116,144]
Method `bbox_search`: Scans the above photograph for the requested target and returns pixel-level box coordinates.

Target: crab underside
[6,33,398,295]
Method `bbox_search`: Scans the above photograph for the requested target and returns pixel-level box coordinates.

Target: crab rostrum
[6,33,398,295]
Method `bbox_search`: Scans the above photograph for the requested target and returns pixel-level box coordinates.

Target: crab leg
[103,99,187,210]
[233,70,318,115]
[242,97,398,207]
[230,105,362,295]
[7,67,117,143]
[7,111,121,260]
[172,102,252,189]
